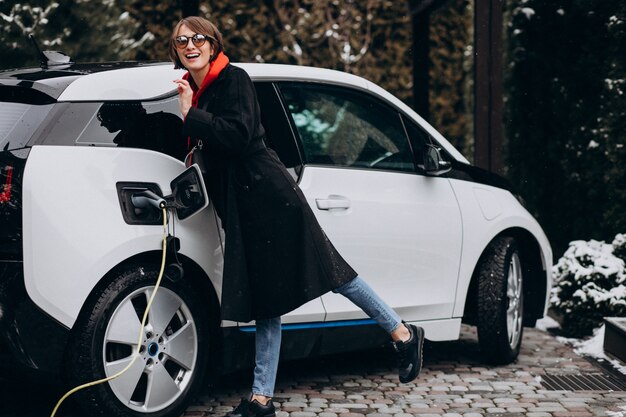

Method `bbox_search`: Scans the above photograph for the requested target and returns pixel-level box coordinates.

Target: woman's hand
[173,79,193,118]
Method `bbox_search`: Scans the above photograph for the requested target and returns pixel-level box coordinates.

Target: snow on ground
[540,318,626,376]
[535,315,560,331]
[573,325,626,375]
[606,406,626,417]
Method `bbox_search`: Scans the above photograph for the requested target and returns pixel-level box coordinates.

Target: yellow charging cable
[51,207,169,417]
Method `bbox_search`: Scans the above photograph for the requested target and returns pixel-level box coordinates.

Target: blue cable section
[238,318,377,333]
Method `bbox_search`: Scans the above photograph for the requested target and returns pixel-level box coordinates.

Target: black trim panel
[445,160,514,193]
[219,322,388,374]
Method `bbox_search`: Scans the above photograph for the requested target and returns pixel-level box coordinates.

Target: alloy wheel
[103,286,198,413]
[506,252,523,350]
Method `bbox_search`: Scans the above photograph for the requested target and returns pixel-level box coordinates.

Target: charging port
[116,182,164,225]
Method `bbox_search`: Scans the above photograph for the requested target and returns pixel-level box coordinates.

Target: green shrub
[551,234,626,337]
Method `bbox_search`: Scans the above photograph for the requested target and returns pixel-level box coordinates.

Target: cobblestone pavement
[2,325,625,417]
[186,325,626,417]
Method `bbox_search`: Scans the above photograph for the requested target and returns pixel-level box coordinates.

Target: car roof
[0,61,468,163]
[0,62,167,99]
[52,62,371,102]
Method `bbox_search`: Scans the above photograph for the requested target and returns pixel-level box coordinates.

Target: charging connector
[131,189,166,210]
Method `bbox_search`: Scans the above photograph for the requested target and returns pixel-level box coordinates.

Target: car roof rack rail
[28,34,73,69]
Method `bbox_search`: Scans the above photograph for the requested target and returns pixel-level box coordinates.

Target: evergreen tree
[505,0,626,257]
[429,0,473,158]
[1,0,474,152]
[603,1,626,235]
[0,0,141,69]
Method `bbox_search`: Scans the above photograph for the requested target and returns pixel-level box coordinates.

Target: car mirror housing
[423,144,452,176]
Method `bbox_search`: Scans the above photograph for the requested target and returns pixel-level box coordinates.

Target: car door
[277,82,463,322]
[250,82,326,325]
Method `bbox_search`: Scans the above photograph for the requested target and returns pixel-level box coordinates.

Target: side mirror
[168,164,209,220]
[423,144,452,176]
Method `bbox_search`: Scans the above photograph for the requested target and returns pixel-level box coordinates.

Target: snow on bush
[551,233,626,337]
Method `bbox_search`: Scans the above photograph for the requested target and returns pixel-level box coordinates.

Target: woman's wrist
[181,105,191,119]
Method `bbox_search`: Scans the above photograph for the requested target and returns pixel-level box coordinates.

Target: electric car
[0,58,552,417]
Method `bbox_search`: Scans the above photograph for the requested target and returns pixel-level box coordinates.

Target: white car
[0,60,552,417]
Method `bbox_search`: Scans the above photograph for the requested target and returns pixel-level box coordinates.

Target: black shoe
[224,398,276,417]
[392,323,424,383]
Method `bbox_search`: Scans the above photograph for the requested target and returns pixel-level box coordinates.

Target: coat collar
[183,52,230,108]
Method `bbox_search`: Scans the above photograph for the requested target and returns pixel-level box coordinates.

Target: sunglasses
[174,34,213,49]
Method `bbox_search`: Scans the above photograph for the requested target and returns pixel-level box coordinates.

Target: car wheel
[476,236,524,364]
[65,266,211,417]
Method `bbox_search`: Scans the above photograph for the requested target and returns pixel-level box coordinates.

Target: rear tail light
[0,165,13,203]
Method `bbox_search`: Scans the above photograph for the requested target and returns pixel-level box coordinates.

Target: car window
[43,97,187,160]
[401,115,433,173]
[254,82,302,171]
[278,83,415,173]
[0,87,54,151]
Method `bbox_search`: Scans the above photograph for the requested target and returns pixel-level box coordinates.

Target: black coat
[183,64,357,322]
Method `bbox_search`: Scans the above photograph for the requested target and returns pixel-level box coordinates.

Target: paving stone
[322,390,346,396]
[309,398,329,403]
[370,408,403,414]
[329,404,368,409]
[468,385,494,391]
[158,327,626,417]
[471,401,495,407]
[403,407,431,413]
[493,398,519,403]
[522,393,548,399]
[505,407,528,412]
[484,414,524,417]
[186,406,211,412]
[289,412,316,417]
[408,403,430,408]
[282,407,303,413]
[282,402,308,408]
[530,406,568,412]
[325,408,350,413]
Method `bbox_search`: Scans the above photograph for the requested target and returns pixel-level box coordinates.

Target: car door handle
[315,196,351,210]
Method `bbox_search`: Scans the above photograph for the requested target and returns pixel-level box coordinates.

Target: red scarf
[183,51,230,108]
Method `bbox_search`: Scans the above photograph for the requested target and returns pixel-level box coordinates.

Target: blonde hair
[169,16,224,69]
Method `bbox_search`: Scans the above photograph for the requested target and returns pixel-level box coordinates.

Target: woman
[171,16,424,417]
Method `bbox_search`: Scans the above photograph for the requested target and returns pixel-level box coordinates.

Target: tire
[476,236,524,364]
[65,265,211,417]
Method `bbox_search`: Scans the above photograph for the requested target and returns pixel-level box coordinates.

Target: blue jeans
[251,276,402,397]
